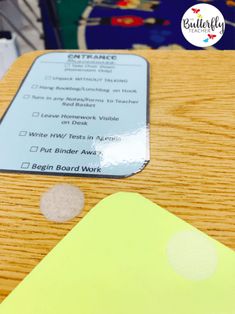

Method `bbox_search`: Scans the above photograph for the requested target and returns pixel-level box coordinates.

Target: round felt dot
[167,230,218,281]
[40,184,84,222]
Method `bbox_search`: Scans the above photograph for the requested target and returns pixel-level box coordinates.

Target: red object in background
[111,16,144,27]
[163,20,171,26]
[117,0,129,7]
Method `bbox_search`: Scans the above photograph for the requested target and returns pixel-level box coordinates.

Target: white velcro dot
[40,184,84,222]
[167,230,218,281]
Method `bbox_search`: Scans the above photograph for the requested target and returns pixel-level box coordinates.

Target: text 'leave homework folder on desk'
[1,192,235,314]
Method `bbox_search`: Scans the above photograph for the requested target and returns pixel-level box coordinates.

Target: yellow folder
[1,192,235,314]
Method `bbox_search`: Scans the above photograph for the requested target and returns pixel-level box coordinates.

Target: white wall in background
[0,0,43,78]
[0,33,19,79]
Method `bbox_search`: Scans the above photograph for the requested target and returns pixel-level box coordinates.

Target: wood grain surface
[0,50,235,302]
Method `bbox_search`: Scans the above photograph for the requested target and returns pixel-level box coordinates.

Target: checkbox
[19,131,27,136]
[23,94,30,99]
[21,162,30,169]
[31,84,38,89]
[30,146,38,152]
[32,112,40,117]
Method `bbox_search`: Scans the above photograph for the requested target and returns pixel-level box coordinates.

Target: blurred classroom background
[0,0,234,79]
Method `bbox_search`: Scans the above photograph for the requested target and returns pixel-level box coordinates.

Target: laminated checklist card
[1,192,235,314]
[0,52,149,178]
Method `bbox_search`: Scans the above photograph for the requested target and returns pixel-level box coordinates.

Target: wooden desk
[0,50,235,302]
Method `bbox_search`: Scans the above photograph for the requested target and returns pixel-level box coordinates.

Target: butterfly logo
[192,8,200,13]
[203,34,216,42]
[208,34,216,39]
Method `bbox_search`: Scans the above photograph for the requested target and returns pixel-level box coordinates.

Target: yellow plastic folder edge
[1,192,235,314]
